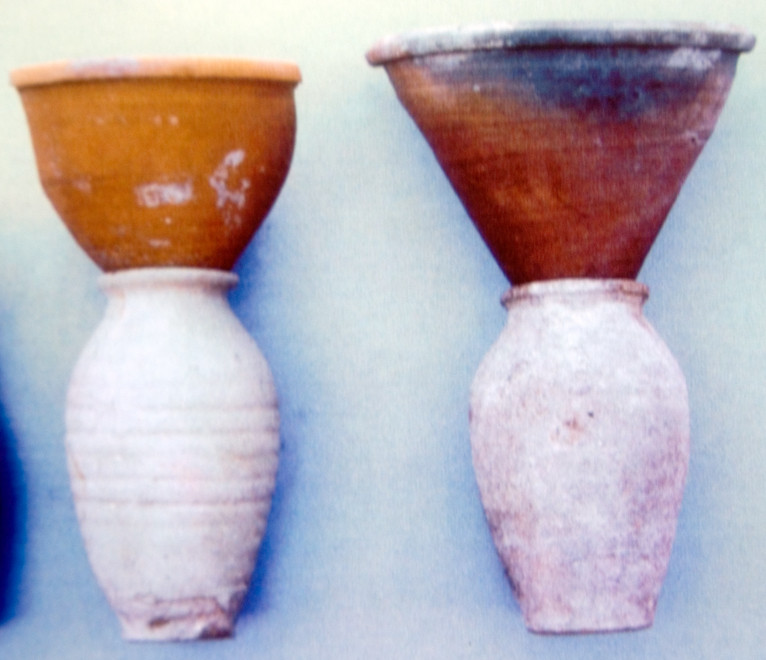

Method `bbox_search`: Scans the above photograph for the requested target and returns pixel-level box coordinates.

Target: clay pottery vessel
[368,22,754,633]
[66,268,279,640]
[470,280,689,632]
[367,22,755,283]
[11,57,300,271]
[12,57,300,640]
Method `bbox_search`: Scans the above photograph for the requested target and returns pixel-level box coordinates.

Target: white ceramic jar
[470,279,689,633]
[65,267,279,640]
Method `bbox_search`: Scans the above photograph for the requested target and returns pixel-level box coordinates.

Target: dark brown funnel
[368,22,754,284]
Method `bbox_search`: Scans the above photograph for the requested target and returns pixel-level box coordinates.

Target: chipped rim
[366,21,756,65]
[10,56,301,89]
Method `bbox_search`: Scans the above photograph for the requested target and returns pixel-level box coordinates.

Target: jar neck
[502,278,649,310]
[99,267,238,296]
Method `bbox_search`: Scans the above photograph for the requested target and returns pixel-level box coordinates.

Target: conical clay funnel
[368,23,755,283]
[12,57,300,271]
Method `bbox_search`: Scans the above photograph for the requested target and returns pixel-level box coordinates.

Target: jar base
[117,593,243,641]
[521,590,656,634]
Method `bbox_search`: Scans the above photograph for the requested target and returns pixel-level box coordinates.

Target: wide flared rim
[366,21,756,64]
[10,56,301,89]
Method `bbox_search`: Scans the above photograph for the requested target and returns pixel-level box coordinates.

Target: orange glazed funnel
[12,57,301,272]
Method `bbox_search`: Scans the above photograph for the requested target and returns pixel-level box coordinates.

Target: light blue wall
[0,1,764,658]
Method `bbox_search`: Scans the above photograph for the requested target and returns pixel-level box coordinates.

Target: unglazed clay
[367,22,755,283]
[13,57,300,640]
[66,268,279,640]
[11,57,300,271]
[470,280,689,633]
[368,22,754,633]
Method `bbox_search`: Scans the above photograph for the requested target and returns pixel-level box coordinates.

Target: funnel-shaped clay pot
[11,57,300,271]
[368,23,755,283]
[368,22,754,634]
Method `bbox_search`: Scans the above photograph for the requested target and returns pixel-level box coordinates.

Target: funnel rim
[366,21,756,65]
[10,56,301,89]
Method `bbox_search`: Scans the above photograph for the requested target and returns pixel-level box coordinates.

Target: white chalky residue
[74,178,92,194]
[135,180,193,208]
[208,149,251,227]
[152,115,180,126]
[148,238,171,248]
[666,47,719,71]
[69,57,141,78]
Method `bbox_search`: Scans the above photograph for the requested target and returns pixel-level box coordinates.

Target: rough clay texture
[374,34,744,284]
[470,279,690,633]
[65,268,279,641]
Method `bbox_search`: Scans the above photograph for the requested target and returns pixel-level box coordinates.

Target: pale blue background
[0,1,764,658]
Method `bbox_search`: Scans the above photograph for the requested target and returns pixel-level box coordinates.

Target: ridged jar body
[65,268,279,641]
[470,279,689,633]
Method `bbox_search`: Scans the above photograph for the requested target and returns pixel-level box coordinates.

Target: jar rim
[99,267,238,292]
[502,278,649,307]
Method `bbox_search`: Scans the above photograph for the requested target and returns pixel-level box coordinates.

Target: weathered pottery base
[469,279,690,633]
[65,267,279,641]
[118,593,243,641]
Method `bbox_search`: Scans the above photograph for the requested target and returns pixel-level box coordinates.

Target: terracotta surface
[66,268,279,640]
[470,279,690,632]
[368,23,754,283]
[12,57,300,271]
